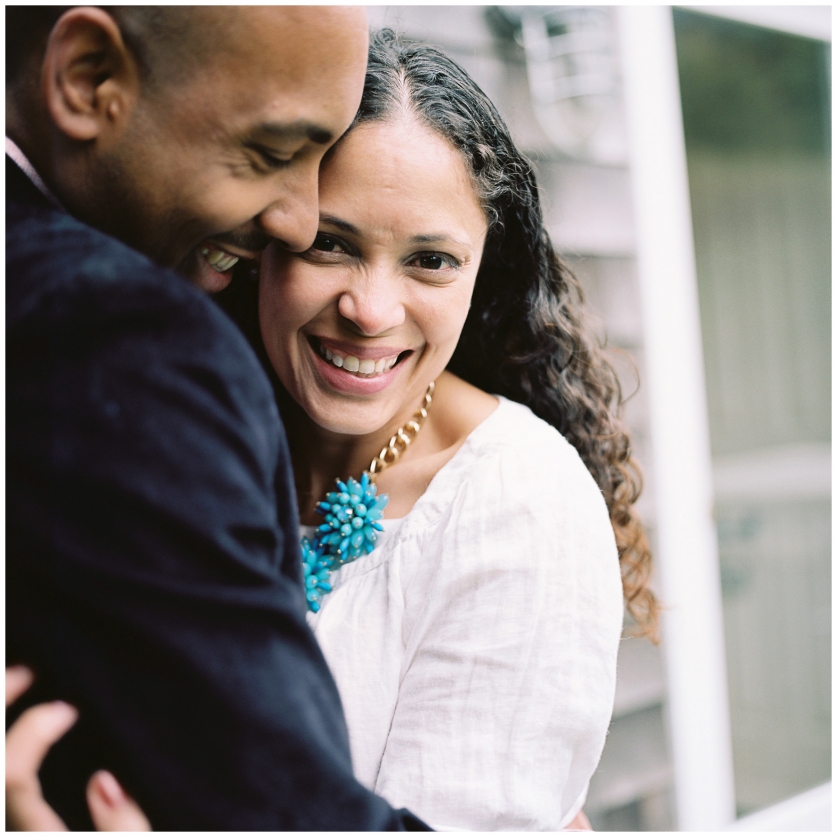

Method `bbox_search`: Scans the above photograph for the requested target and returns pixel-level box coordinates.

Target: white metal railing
[615,6,737,830]
[731,782,832,831]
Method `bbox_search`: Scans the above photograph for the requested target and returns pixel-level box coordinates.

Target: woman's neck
[282,392,424,524]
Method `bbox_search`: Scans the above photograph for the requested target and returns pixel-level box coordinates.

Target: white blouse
[306,397,623,830]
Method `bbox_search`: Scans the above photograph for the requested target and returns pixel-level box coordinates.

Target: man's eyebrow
[320,215,361,236]
[255,121,334,145]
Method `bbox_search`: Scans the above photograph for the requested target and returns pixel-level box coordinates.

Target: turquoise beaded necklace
[301,382,435,612]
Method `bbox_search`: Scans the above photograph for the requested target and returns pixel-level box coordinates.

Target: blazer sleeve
[373,427,624,830]
[6,219,426,831]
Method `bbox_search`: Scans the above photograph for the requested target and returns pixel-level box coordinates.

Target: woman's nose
[337,271,405,336]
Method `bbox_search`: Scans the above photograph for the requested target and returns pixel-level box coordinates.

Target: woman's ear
[42,7,139,143]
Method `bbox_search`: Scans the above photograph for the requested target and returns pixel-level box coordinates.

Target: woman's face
[259,116,488,436]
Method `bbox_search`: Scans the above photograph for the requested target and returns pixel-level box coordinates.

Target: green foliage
[673,9,831,155]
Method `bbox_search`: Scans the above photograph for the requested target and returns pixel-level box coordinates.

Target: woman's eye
[409,253,457,271]
[310,234,346,254]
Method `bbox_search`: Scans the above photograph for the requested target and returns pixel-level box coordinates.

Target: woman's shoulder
[397,392,620,615]
[430,372,582,471]
[466,397,597,489]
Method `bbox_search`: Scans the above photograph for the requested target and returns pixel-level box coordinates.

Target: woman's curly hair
[219,29,660,640]
[359,30,659,639]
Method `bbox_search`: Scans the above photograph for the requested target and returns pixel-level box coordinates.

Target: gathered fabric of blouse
[305,397,624,830]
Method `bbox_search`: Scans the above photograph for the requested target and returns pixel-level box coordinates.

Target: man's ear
[42,7,139,143]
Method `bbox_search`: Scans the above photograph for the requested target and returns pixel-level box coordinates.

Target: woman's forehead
[318,117,487,236]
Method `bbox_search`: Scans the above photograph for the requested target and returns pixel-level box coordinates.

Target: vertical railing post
[615,6,737,830]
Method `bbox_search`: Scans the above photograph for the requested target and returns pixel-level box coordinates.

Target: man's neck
[5,137,63,210]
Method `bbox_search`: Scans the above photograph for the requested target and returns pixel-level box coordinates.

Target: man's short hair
[6,6,69,84]
[6,6,234,92]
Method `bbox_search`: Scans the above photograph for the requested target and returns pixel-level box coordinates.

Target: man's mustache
[211,229,274,254]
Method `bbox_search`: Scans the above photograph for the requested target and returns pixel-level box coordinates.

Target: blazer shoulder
[8,205,186,307]
[7,204,234,342]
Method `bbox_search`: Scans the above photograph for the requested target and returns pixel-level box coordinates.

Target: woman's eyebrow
[316,220,472,250]
[410,233,471,249]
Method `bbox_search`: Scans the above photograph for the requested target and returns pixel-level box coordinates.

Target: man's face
[97,7,367,285]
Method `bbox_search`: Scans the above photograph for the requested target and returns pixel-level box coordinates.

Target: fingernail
[51,700,79,719]
[7,664,35,683]
[95,771,126,806]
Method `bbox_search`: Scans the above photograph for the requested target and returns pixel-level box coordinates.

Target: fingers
[6,701,78,831]
[5,669,149,833]
[6,665,35,707]
[87,772,152,831]
[7,701,79,783]
[564,809,593,831]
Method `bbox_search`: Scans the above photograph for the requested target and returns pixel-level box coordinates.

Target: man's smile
[199,244,240,273]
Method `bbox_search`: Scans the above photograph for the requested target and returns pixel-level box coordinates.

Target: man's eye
[258,151,292,170]
[311,234,346,254]
[409,253,456,271]
[246,144,293,171]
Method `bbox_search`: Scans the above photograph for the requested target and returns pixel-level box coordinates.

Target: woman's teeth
[319,345,399,377]
[200,246,239,273]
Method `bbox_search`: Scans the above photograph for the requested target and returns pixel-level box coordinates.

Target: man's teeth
[321,345,399,377]
[200,246,240,273]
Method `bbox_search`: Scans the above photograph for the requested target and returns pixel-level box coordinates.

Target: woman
[222,29,657,830]
[7,29,657,832]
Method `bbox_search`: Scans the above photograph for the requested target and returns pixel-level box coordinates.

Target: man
[7,7,425,830]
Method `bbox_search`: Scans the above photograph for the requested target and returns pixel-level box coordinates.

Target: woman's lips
[308,337,412,395]
[315,336,407,362]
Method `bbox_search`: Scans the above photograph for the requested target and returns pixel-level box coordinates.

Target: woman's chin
[304,404,396,438]
[294,381,407,438]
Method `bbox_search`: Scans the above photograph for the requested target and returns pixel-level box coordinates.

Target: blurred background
[365,5,831,831]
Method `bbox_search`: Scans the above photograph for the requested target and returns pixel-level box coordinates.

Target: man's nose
[256,167,320,253]
[337,269,406,336]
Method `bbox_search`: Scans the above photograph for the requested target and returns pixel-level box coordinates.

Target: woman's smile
[307,335,414,395]
[312,335,411,375]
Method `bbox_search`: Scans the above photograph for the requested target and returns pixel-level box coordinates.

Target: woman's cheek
[420,300,471,366]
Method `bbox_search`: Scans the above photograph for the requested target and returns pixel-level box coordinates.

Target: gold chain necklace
[301,381,436,612]
[368,380,435,479]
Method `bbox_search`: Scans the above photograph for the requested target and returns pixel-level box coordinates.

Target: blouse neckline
[304,397,516,600]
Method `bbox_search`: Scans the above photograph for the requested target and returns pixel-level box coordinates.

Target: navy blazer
[6,156,426,830]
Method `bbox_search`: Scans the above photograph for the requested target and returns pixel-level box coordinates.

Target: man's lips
[181,246,245,293]
[199,240,262,274]
[200,245,240,273]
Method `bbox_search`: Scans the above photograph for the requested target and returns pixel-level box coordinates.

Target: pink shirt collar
[6,136,64,209]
